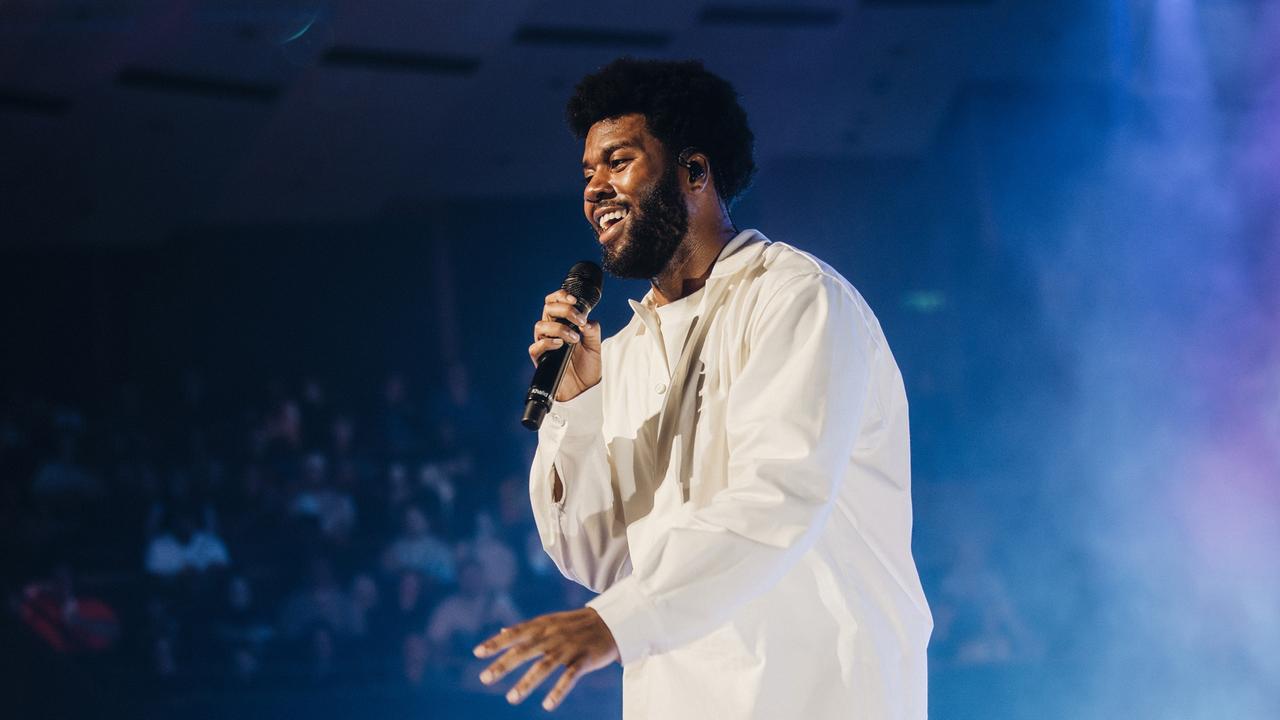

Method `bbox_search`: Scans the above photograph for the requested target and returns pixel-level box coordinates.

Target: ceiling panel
[0,0,1132,245]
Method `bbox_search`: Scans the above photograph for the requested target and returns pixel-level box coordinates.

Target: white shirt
[529,229,932,719]
[654,285,704,370]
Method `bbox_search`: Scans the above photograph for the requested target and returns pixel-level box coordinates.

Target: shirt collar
[627,228,770,315]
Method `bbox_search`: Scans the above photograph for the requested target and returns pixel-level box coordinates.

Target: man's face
[582,113,689,279]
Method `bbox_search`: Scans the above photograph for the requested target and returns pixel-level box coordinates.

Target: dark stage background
[2,2,1277,719]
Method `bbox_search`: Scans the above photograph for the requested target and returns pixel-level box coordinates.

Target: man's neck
[650,221,738,307]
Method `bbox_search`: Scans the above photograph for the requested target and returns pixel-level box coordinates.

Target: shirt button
[549,412,565,427]
[655,383,667,395]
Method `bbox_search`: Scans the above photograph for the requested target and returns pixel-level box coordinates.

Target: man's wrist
[585,606,621,657]
[585,574,662,666]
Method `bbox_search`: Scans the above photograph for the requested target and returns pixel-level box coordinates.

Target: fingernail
[552,338,563,345]
[543,698,555,711]
[570,332,580,342]
[480,670,492,683]
[566,295,576,304]
[507,689,520,703]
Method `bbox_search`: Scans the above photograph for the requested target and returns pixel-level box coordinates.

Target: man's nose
[584,173,615,202]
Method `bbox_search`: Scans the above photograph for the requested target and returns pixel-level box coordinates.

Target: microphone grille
[562,260,603,312]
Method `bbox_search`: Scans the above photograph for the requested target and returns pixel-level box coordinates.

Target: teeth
[599,209,627,229]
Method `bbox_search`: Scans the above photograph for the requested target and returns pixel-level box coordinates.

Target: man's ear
[676,148,710,190]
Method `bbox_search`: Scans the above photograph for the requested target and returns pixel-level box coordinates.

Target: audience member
[425,557,521,684]
[17,565,120,654]
[144,509,231,578]
[458,512,517,594]
[278,557,362,640]
[381,504,455,586]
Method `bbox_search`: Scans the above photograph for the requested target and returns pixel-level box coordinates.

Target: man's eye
[610,158,630,169]
[582,175,592,185]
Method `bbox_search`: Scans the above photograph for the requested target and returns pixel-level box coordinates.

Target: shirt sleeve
[529,380,632,593]
[586,272,875,665]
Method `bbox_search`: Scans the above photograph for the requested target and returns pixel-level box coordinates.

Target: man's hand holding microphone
[521,261,604,430]
[527,287,602,401]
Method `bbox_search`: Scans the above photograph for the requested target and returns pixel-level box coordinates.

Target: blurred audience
[1,363,1028,704]
[16,565,120,654]
[382,504,455,586]
[4,369,545,695]
[426,557,522,690]
[144,507,231,579]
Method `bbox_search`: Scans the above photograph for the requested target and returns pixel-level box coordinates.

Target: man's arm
[480,383,627,711]
[584,272,874,665]
[528,380,632,593]
[525,287,632,593]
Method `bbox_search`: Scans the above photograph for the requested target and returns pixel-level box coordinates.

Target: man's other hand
[474,607,619,711]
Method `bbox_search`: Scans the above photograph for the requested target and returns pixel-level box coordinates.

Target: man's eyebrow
[582,141,639,169]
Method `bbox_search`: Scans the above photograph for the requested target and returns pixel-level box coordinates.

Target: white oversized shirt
[529,229,932,719]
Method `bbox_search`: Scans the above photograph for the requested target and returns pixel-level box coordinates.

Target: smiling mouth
[597,209,629,243]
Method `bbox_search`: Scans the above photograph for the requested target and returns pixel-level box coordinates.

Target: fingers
[542,301,589,327]
[506,654,561,705]
[579,319,602,347]
[542,660,583,711]
[533,289,598,369]
[478,641,544,685]
[543,289,589,325]
[543,289,578,308]
[528,324,577,368]
[475,609,615,710]
[474,623,534,659]
[528,340,561,366]
[533,319,582,344]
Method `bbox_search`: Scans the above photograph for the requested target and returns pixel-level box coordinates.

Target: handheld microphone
[522,260,603,430]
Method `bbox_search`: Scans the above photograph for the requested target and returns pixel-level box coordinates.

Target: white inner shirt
[652,286,705,373]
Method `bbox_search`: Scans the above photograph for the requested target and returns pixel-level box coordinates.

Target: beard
[598,161,689,280]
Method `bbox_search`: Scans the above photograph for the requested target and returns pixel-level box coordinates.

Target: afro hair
[566,57,757,207]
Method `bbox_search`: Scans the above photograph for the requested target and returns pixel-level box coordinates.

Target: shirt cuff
[585,574,663,666]
[537,381,604,445]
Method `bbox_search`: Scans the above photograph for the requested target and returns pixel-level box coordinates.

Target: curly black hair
[566,57,757,207]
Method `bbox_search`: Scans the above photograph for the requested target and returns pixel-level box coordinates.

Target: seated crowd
[2,366,1034,701]
[3,370,583,693]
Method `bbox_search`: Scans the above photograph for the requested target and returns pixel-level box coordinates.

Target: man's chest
[602,309,742,429]
[597,303,754,512]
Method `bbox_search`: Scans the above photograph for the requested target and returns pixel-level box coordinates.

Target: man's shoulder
[744,237,889,351]
[752,238,859,305]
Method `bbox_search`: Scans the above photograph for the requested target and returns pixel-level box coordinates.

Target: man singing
[475,57,932,719]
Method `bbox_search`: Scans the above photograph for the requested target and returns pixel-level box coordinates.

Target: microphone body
[522,261,603,430]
